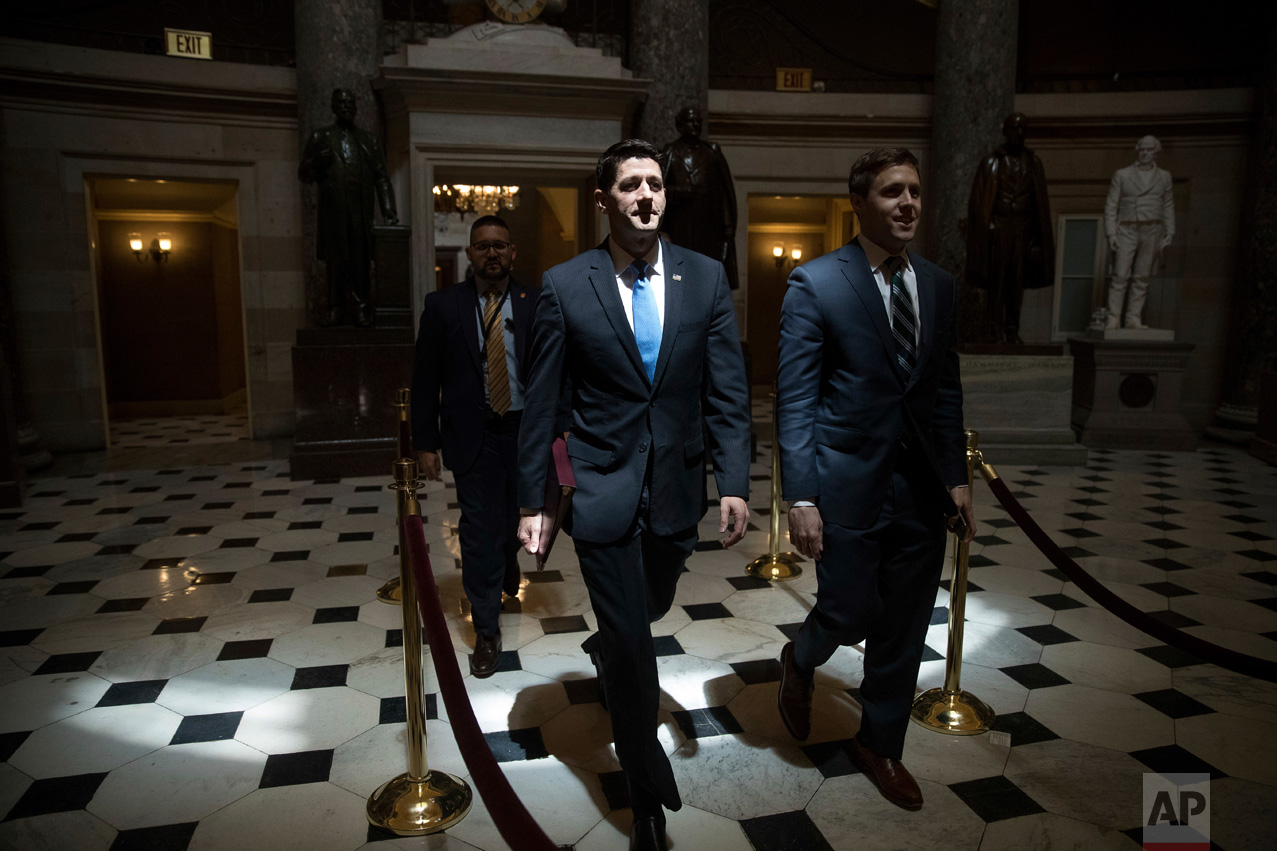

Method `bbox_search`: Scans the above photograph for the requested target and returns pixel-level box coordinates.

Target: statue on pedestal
[1104,135,1175,330]
[298,88,398,327]
[661,106,739,289]
[965,112,1055,344]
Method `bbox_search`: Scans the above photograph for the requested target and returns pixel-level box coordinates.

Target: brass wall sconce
[773,244,803,268]
[130,232,171,262]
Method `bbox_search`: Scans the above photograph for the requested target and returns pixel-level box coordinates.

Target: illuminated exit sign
[165,29,212,60]
[776,68,812,92]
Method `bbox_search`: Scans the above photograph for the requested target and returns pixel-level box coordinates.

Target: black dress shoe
[777,641,814,740]
[629,815,668,851]
[469,632,501,678]
[589,650,608,712]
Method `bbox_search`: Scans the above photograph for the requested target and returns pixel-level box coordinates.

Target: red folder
[536,437,576,569]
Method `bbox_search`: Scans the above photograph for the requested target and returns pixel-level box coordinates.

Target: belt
[485,408,523,425]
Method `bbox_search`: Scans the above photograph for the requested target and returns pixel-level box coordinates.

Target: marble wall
[0,38,303,448]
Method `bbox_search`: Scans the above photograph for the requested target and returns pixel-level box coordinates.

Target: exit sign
[776,68,812,92]
[165,29,212,60]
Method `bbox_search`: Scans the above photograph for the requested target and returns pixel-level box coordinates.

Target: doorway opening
[88,177,249,448]
[746,195,857,388]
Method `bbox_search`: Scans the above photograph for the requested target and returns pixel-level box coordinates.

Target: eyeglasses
[470,241,512,253]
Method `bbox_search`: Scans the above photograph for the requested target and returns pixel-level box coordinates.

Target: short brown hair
[848,148,920,198]
[596,139,662,192]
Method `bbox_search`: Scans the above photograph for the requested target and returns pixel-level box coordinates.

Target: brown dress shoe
[848,737,923,810]
[777,641,813,740]
[469,632,502,678]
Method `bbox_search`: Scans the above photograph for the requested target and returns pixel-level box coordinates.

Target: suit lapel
[907,256,936,392]
[510,280,533,377]
[455,282,483,378]
[587,244,649,385]
[841,242,901,385]
[651,240,684,392]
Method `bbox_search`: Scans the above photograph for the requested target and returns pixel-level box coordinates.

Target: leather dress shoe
[469,632,502,678]
[777,641,813,740]
[588,650,608,712]
[629,815,668,851]
[848,736,923,810]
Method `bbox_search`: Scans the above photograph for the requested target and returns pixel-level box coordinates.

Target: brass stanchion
[367,457,472,834]
[377,388,413,605]
[910,429,995,735]
[746,386,803,581]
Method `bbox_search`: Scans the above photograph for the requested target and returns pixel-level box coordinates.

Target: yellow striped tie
[484,289,511,416]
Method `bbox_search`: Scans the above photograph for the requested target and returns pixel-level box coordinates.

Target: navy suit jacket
[518,239,751,544]
[411,278,536,475]
[777,240,966,530]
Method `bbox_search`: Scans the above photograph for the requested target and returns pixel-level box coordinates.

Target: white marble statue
[1104,135,1175,329]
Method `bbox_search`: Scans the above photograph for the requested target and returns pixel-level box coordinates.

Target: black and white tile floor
[2,429,1276,850]
[109,413,250,449]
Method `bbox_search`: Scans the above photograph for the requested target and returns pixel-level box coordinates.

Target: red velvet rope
[983,474,1277,684]
[402,513,560,851]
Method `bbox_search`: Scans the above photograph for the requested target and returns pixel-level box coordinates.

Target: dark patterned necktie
[882,255,917,380]
[483,289,511,415]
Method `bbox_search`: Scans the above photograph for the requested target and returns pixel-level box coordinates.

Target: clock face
[485,0,547,24]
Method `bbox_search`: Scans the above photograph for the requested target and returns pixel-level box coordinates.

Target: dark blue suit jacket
[777,240,965,530]
[518,239,751,544]
[411,278,536,475]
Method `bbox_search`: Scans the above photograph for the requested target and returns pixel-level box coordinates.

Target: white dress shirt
[857,233,919,348]
[608,237,666,332]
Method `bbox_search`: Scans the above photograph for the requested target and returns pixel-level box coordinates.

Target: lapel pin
[519,292,526,298]
[672,274,682,281]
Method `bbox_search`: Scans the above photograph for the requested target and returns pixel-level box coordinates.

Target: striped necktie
[882,255,917,380]
[629,260,661,383]
[483,288,511,416]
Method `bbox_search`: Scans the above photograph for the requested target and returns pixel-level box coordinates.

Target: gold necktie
[484,289,511,416]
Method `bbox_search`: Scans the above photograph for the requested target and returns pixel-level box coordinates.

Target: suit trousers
[576,513,696,818]
[1108,221,1163,326]
[453,412,522,638]
[793,452,946,760]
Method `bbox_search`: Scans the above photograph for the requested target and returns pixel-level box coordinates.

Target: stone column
[628,0,709,147]
[927,0,1018,337]
[1220,11,1277,437]
[295,0,384,322]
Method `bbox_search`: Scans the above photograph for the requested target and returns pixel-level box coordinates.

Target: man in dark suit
[412,215,534,677]
[775,148,976,810]
[516,140,751,851]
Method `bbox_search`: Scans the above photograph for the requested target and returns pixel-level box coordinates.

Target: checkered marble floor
[2,441,1276,850]
[109,412,250,449]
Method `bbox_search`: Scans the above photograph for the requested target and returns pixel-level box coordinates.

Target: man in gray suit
[1104,135,1175,330]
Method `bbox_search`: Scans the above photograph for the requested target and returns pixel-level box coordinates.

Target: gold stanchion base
[745,552,804,581]
[910,688,996,735]
[366,770,472,835]
[376,576,402,605]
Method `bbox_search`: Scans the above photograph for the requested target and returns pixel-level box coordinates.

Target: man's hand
[949,485,977,544]
[416,451,441,482]
[719,496,750,549]
[787,504,823,561]
[518,512,547,555]
[1109,235,1119,251]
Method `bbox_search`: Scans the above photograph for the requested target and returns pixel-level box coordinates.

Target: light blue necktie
[630,259,661,383]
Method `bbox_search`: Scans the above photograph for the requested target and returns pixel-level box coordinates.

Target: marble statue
[661,106,739,289]
[298,89,398,327]
[966,112,1055,344]
[1104,135,1175,330]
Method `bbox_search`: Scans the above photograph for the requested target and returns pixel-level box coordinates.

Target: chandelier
[433,184,520,215]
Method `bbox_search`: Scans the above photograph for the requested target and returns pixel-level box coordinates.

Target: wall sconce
[130,232,171,262]
[774,244,803,268]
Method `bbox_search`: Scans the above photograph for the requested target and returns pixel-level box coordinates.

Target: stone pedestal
[1068,338,1196,450]
[374,224,412,328]
[1249,370,1277,464]
[289,326,414,480]
[960,353,1088,466]
[1087,327,1175,343]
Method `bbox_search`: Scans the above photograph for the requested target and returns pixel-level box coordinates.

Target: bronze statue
[965,112,1054,344]
[298,88,398,327]
[661,106,739,289]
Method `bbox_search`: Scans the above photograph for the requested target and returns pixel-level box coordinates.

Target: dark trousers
[794,454,946,760]
[576,519,696,819]
[453,412,522,638]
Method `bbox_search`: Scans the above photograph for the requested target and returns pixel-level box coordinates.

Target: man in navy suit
[412,215,535,678]
[517,140,751,851]
[775,148,976,810]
